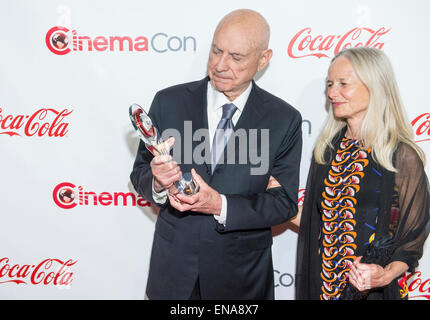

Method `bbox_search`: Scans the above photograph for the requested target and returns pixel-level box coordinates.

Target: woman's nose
[327,86,339,101]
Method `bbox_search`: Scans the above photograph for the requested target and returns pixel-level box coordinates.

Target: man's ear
[257,49,273,72]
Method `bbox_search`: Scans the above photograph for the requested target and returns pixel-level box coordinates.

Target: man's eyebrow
[229,51,245,56]
[212,44,222,51]
[212,44,246,57]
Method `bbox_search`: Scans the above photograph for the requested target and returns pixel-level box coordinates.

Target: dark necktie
[212,103,237,174]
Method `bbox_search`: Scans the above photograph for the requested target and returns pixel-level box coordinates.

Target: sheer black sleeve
[390,143,430,272]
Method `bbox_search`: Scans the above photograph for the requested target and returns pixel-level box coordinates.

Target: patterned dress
[318,137,381,300]
[296,132,430,300]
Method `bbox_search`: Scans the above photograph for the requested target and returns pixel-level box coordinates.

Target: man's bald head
[214,9,271,52]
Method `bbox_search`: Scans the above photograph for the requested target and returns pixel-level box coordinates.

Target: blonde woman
[295,47,430,300]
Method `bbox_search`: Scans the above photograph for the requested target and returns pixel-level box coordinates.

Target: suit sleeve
[218,110,302,232]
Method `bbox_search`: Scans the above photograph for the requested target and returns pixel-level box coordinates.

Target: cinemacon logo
[53,182,150,210]
[45,26,196,55]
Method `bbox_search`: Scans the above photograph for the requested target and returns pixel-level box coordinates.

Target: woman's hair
[314,47,425,171]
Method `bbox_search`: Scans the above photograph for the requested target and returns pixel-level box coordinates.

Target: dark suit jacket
[130,77,302,299]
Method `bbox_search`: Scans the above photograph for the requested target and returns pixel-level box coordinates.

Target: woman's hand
[348,257,408,292]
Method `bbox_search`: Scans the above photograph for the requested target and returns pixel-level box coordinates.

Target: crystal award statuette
[129,103,199,196]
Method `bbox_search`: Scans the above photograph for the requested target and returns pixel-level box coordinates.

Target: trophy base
[174,172,199,195]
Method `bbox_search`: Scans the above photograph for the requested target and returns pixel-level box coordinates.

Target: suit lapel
[186,77,209,130]
[186,77,211,175]
[234,81,265,132]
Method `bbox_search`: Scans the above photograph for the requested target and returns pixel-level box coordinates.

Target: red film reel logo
[52,182,77,209]
[45,26,71,55]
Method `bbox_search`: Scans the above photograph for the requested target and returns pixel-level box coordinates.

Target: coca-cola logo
[0,107,72,137]
[298,188,305,206]
[45,26,197,55]
[411,113,430,143]
[0,257,77,287]
[53,182,151,210]
[406,271,430,299]
[287,27,391,59]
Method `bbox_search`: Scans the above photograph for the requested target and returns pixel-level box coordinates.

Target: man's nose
[215,54,229,72]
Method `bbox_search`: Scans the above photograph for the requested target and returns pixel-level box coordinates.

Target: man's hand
[150,137,182,193]
[266,175,281,190]
[168,169,222,215]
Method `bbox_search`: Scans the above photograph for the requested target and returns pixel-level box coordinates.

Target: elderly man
[131,9,302,300]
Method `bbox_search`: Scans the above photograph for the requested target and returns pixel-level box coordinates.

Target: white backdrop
[1,0,429,299]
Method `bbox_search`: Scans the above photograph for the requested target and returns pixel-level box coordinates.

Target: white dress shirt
[152,80,253,226]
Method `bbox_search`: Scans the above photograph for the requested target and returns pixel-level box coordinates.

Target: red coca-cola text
[287,27,391,59]
[406,271,430,299]
[0,107,72,137]
[411,113,430,143]
[0,257,77,286]
[298,188,305,206]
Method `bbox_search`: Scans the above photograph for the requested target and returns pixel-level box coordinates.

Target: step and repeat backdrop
[1,0,429,299]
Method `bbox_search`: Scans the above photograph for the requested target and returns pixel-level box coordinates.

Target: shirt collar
[208,81,253,114]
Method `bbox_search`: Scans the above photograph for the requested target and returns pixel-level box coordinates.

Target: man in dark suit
[130,9,302,299]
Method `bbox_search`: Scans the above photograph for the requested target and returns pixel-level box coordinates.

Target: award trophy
[129,103,199,196]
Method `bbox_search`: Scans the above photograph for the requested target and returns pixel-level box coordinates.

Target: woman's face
[327,56,370,123]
